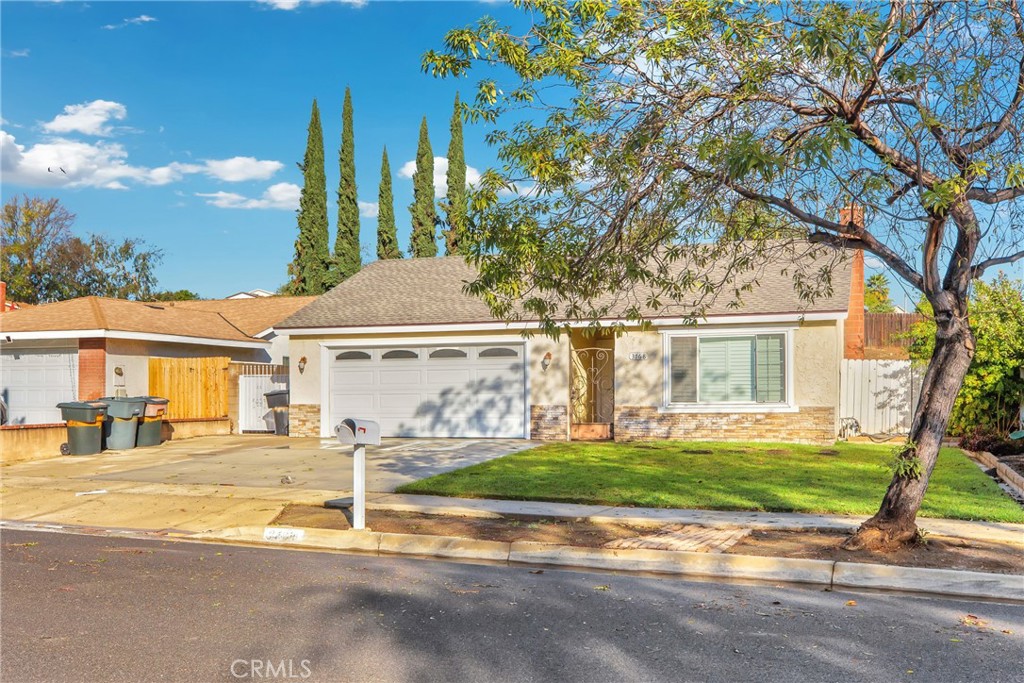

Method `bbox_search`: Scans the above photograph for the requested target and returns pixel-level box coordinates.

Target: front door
[570,346,614,440]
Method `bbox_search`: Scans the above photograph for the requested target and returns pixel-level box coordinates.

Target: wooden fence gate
[149,357,230,419]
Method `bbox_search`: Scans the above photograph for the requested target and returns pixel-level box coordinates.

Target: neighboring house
[0,295,314,425]
[276,247,861,444]
[225,289,276,300]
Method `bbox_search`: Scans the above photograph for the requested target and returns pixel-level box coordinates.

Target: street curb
[190,526,1023,602]
[507,542,834,585]
[378,533,511,562]
[833,562,1024,601]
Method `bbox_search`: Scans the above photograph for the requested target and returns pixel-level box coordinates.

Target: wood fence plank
[148,356,230,419]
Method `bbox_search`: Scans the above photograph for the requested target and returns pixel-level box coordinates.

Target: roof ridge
[89,296,108,329]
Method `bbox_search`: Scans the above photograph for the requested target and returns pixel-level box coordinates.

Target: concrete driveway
[4,435,535,495]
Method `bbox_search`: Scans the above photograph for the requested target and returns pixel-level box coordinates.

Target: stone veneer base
[289,404,321,438]
[530,405,568,441]
[613,406,835,445]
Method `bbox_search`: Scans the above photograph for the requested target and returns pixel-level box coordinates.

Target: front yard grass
[396,441,1024,523]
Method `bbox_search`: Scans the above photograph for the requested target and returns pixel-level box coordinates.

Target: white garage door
[1,346,79,425]
[329,344,526,438]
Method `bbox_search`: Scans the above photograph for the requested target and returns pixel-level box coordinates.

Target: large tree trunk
[844,309,975,552]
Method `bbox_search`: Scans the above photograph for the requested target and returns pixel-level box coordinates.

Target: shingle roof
[169,296,317,336]
[276,246,853,330]
[0,295,316,343]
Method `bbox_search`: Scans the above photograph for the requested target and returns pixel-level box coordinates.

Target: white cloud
[3,49,30,58]
[358,201,379,218]
[102,15,158,30]
[203,156,283,182]
[259,0,366,9]
[196,183,301,210]
[398,156,482,198]
[1,129,285,190]
[41,100,127,137]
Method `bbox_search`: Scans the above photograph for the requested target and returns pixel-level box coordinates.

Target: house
[276,245,862,445]
[0,295,314,425]
[225,289,276,299]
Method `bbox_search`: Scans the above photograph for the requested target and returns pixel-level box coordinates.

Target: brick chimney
[0,281,6,314]
[840,206,866,360]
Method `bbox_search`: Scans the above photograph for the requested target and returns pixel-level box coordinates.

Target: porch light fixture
[298,356,307,374]
[540,351,552,373]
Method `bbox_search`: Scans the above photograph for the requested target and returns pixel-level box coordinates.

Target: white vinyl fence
[840,359,924,436]
[235,363,288,433]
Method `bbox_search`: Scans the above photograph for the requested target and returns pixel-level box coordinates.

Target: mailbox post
[334,418,381,530]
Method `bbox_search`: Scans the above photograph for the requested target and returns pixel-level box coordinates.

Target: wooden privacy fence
[840,359,924,435]
[864,312,927,349]
[149,357,230,419]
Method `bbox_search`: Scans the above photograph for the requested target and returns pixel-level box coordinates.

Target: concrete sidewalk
[365,493,1024,545]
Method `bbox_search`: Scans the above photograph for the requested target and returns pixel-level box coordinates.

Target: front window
[668,333,787,405]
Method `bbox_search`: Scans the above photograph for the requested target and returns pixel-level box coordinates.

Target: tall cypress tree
[408,117,438,258]
[376,147,401,259]
[443,92,467,256]
[286,99,331,295]
[332,86,361,285]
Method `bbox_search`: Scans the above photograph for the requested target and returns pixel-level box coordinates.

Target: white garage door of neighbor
[1,346,79,425]
[329,344,526,438]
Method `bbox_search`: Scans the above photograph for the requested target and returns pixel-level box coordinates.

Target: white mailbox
[335,418,381,446]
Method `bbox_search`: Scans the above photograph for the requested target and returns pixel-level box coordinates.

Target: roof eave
[275,310,847,337]
[0,329,269,349]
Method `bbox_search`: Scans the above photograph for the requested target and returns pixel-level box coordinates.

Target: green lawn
[396,441,1024,523]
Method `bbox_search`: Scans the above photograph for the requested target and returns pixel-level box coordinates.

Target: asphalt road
[2,529,1022,683]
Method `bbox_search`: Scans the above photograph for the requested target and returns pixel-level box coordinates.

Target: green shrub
[910,275,1024,436]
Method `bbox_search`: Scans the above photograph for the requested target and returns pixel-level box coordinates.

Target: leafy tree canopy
[425,0,1024,550]
[865,273,896,313]
[911,275,1024,435]
[2,195,162,303]
[149,289,201,301]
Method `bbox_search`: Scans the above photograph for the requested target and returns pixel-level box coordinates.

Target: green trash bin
[134,396,169,447]
[100,397,145,450]
[56,401,108,455]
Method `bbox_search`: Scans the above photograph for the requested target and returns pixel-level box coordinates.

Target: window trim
[660,327,797,413]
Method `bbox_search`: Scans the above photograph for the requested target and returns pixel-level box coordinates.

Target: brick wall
[841,205,866,360]
[78,338,106,400]
[613,406,836,445]
[530,405,568,441]
[289,403,320,437]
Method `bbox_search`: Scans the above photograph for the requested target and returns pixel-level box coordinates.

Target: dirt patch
[272,505,660,547]
[731,530,1023,575]
[999,454,1024,478]
[271,505,1023,574]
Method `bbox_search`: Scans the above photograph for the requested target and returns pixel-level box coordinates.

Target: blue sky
[1,0,516,298]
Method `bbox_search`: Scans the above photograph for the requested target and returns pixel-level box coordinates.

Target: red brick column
[841,206,865,360]
[78,338,107,400]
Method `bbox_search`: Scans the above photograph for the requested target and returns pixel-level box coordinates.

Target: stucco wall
[528,334,569,406]
[793,321,840,407]
[614,330,663,407]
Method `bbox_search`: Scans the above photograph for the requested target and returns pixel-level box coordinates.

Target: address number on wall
[629,352,648,361]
